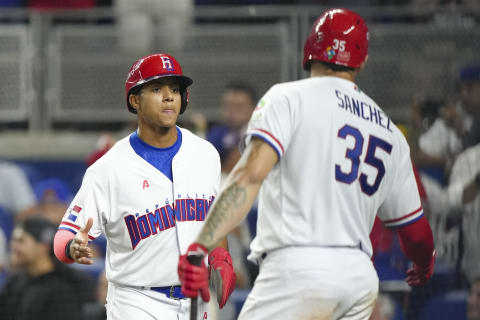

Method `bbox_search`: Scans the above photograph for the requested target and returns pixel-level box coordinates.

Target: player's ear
[129,94,140,112]
[358,55,368,72]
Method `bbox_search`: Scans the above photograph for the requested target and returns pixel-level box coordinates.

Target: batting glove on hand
[178,243,210,303]
[406,251,436,287]
[208,247,236,309]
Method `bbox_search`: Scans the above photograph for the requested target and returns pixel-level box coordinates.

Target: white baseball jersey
[59,127,221,287]
[244,76,423,262]
[447,144,480,282]
[418,102,472,158]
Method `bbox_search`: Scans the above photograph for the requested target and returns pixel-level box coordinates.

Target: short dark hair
[419,98,444,120]
[455,64,480,92]
[318,61,355,73]
[18,216,57,258]
[19,216,57,245]
[224,81,257,105]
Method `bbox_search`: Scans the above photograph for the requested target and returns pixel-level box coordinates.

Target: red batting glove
[178,243,210,302]
[208,247,236,309]
[406,250,436,287]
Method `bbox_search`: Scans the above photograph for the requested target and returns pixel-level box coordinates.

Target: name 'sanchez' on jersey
[125,194,215,249]
[336,89,392,132]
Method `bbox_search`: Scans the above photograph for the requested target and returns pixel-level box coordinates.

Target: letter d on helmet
[303,8,369,70]
[125,53,193,114]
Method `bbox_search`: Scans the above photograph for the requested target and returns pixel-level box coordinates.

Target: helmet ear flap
[180,88,189,114]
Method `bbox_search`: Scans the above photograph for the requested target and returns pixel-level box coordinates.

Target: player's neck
[310,64,356,82]
[137,125,178,148]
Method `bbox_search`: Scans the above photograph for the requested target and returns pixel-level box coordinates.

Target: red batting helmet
[125,53,193,114]
[303,8,369,70]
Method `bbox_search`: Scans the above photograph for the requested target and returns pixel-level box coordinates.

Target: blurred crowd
[0,161,107,319]
[369,64,480,320]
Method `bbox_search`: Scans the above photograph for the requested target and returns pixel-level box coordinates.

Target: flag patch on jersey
[67,205,82,222]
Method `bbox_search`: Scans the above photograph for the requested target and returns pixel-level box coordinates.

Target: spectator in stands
[459,65,480,149]
[17,178,73,225]
[409,66,479,273]
[468,276,480,320]
[114,0,193,54]
[206,80,258,242]
[207,81,257,175]
[0,216,95,320]
[0,161,37,218]
[0,161,37,274]
[411,121,480,285]
[444,140,480,286]
[412,65,479,186]
[206,82,258,318]
[412,96,464,185]
[410,66,480,278]
[408,96,462,270]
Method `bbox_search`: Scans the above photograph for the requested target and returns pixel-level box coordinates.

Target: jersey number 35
[335,124,393,196]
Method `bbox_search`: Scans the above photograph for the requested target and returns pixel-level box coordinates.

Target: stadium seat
[419,290,467,320]
[33,177,73,203]
[13,160,86,195]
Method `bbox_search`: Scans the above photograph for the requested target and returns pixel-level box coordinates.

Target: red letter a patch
[143,180,150,189]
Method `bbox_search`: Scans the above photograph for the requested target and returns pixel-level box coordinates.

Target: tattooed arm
[198,138,279,250]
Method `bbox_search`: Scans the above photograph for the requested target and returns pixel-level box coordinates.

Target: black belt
[151,285,185,299]
[258,244,363,264]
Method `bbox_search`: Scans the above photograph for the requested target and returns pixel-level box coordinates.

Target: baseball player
[52,53,236,320]
[178,8,436,320]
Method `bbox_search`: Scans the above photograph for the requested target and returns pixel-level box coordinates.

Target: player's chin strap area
[117,284,186,300]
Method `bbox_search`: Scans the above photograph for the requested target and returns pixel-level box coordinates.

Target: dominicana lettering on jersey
[125,195,215,249]
[335,90,392,132]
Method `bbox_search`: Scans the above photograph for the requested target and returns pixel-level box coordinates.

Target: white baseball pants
[238,246,379,320]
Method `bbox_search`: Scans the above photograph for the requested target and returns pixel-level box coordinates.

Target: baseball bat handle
[187,254,204,320]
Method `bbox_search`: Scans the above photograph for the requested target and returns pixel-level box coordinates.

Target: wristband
[65,239,74,260]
